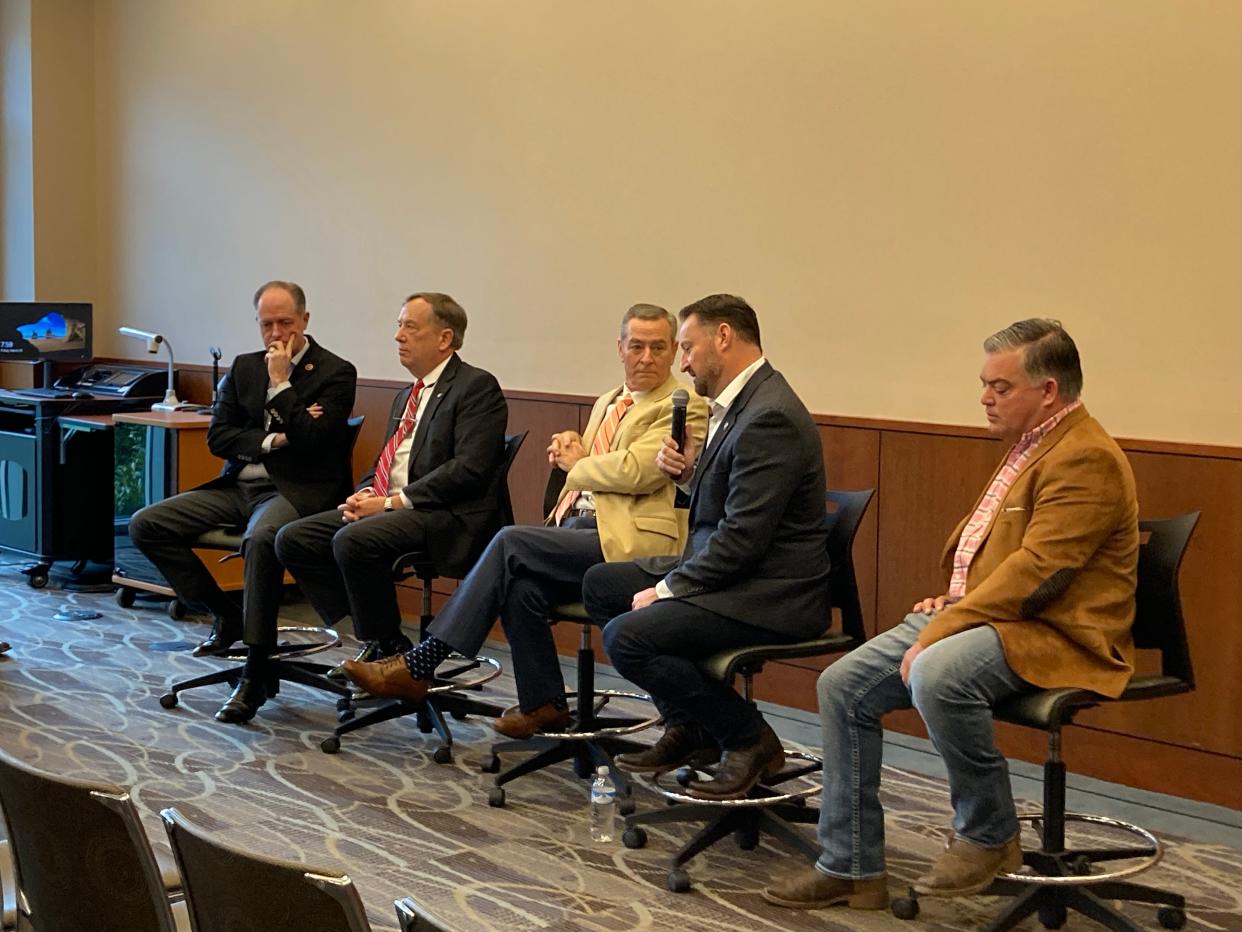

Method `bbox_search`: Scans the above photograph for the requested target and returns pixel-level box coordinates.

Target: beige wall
[87,1,1242,445]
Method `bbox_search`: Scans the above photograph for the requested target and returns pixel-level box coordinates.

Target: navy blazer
[203,335,358,517]
[358,354,509,578]
[639,362,831,638]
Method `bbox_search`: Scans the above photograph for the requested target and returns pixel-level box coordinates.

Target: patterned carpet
[0,578,1239,930]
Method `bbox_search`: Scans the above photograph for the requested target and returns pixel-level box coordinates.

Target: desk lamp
[118,327,192,411]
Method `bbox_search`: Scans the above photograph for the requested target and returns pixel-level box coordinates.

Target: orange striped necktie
[371,379,424,497]
[552,392,634,525]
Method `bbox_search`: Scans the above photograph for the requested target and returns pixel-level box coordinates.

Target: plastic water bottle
[589,765,617,842]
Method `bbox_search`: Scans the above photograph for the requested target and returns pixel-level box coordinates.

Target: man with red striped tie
[343,304,707,740]
[267,293,508,724]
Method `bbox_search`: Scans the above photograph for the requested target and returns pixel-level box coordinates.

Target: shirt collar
[290,337,311,367]
[709,356,767,417]
[1015,399,1082,452]
[418,354,452,389]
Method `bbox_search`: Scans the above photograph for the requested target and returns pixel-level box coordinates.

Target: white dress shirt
[386,354,451,509]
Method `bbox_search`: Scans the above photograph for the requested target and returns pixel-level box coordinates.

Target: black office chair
[161,807,433,932]
[321,431,527,762]
[158,416,365,713]
[480,467,662,811]
[621,488,875,892]
[0,749,187,931]
[892,511,1200,932]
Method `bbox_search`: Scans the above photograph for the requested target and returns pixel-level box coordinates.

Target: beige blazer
[917,406,1139,698]
[552,373,708,562]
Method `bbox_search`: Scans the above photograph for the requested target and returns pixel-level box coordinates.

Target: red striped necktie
[371,379,425,497]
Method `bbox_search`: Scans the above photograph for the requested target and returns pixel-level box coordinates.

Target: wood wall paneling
[107,360,1242,808]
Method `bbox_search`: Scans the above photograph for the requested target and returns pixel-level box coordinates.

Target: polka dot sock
[403,637,454,681]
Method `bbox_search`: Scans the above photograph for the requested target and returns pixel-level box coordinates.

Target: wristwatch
[383,496,395,512]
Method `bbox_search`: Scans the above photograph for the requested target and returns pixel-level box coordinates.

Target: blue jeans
[815,613,1030,879]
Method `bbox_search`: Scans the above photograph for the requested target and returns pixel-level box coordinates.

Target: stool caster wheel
[337,709,355,724]
[622,827,647,849]
[1157,906,1186,929]
[159,692,178,709]
[115,587,136,608]
[1038,903,1066,929]
[891,894,919,920]
[618,795,636,817]
[487,786,506,808]
[167,599,187,620]
[335,696,352,712]
[321,736,341,754]
[28,572,48,590]
[666,868,691,893]
[734,826,759,850]
[479,754,500,774]
[1069,854,1092,875]
[432,746,453,765]
[450,709,469,722]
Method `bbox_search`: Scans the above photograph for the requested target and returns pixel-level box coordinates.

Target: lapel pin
[304,362,314,371]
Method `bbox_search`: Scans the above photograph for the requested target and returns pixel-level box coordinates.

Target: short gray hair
[621,303,677,343]
[984,318,1083,401]
[405,292,467,350]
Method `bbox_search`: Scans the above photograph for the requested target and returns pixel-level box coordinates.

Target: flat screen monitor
[0,302,92,362]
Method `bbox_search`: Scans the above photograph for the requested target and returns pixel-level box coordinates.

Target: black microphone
[209,346,223,406]
[670,388,689,453]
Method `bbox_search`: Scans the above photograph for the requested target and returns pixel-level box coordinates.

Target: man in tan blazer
[765,319,1139,914]
[344,304,708,738]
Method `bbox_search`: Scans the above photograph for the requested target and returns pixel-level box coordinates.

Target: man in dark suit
[274,292,508,698]
[129,280,358,722]
[582,294,830,800]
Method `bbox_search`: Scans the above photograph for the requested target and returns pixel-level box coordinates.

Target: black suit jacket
[202,335,358,517]
[358,354,509,578]
[639,362,831,638]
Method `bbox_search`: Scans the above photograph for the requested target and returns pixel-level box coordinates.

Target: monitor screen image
[0,302,93,361]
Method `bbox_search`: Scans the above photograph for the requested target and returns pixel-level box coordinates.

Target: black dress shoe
[615,725,719,774]
[192,616,243,657]
[215,677,270,724]
[686,722,784,800]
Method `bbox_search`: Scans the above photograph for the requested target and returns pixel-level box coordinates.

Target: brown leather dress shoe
[492,702,572,740]
[341,655,430,702]
[192,615,243,657]
[614,725,719,774]
[685,722,784,800]
[913,834,1023,897]
[763,865,889,910]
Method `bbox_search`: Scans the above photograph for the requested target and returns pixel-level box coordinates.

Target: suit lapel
[581,387,621,450]
[688,362,774,506]
[407,354,460,464]
[952,405,1091,562]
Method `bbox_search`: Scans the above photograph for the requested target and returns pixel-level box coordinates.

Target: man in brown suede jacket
[765,318,1139,913]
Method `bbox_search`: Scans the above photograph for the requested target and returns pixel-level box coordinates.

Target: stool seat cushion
[994,674,1189,730]
[192,528,244,551]
[548,602,590,623]
[698,633,858,683]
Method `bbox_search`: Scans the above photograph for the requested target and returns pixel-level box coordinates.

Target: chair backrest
[542,465,568,521]
[1133,512,1199,687]
[824,489,875,645]
[0,749,178,932]
[498,431,528,527]
[161,808,372,932]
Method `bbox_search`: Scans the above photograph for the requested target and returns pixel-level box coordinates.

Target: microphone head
[671,388,689,409]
